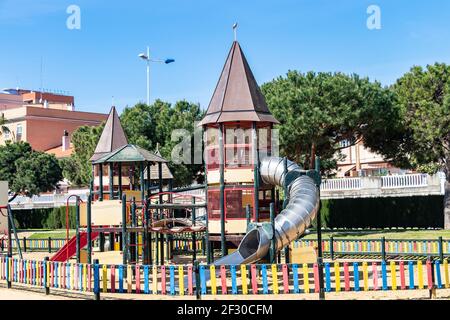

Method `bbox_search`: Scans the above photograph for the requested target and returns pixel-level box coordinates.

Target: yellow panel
[80,202,87,227]
[207,170,220,185]
[224,168,254,184]
[290,246,317,264]
[123,190,142,202]
[94,176,131,186]
[91,200,123,226]
[208,219,247,234]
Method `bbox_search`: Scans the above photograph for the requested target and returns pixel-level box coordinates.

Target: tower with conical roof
[200,41,279,257]
[90,106,128,162]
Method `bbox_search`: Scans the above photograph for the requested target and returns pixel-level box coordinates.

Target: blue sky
[1,0,450,114]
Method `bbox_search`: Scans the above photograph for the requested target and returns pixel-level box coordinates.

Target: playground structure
[43,40,323,270]
[1,40,450,300]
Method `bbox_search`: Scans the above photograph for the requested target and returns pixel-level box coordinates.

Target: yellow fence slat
[334,262,341,292]
[271,264,279,294]
[152,266,158,294]
[102,265,108,293]
[83,264,87,291]
[363,262,369,291]
[390,261,397,290]
[444,259,449,289]
[241,265,248,295]
[210,265,217,295]
[178,266,184,296]
[417,260,424,289]
[303,264,309,293]
[127,265,132,293]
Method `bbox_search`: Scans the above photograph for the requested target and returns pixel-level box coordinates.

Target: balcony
[321,173,445,199]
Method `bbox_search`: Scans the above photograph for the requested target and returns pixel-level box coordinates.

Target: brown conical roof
[199,41,279,126]
[90,106,128,162]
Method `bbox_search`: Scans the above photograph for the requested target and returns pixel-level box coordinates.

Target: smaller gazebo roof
[143,148,174,180]
[92,144,167,164]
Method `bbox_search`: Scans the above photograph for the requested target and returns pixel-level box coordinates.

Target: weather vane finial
[232,22,238,41]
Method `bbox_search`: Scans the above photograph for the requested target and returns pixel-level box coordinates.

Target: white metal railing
[381,174,428,189]
[321,177,362,191]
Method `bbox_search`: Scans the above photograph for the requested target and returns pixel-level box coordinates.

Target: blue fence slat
[200,266,207,295]
[231,265,238,294]
[262,265,268,294]
[435,261,442,289]
[381,261,388,291]
[408,261,415,289]
[144,265,149,294]
[170,266,175,295]
[119,265,124,293]
[292,264,299,293]
[78,265,82,291]
[353,262,360,292]
[93,263,99,294]
[325,263,331,292]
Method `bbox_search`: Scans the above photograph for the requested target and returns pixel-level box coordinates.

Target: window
[3,127,10,140]
[16,124,23,142]
[207,190,221,219]
[225,124,253,168]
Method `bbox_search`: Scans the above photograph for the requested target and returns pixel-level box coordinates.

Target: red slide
[50,231,99,262]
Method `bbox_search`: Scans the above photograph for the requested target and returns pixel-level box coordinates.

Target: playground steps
[50,231,99,262]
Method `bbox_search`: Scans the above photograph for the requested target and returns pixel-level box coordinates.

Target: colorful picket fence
[0,238,67,252]
[1,256,449,296]
[294,238,450,258]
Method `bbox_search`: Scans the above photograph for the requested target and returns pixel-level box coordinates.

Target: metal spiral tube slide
[213,157,320,266]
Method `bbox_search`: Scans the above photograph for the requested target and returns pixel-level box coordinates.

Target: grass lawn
[20,229,450,241]
[26,230,76,240]
[302,229,450,240]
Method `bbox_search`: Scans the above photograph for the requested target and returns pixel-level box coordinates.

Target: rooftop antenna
[232,22,238,41]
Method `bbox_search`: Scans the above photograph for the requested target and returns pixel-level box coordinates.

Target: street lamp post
[138,46,175,106]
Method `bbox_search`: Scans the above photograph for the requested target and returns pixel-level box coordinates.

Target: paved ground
[1,286,449,300]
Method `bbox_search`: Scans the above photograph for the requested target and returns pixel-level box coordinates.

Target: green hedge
[13,207,77,230]
[317,196,444,229]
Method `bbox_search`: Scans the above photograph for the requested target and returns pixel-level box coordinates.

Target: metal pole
[131,197,137,263]
[314,156,325,300]
[122,194,128,267]
[246,204,251,229]
[146,163,151,198]
[99,164,104,201]
[252,122,259,222]
[109,163,114,200]
[330,236,334,261]
[146,46,150,105]
[218,123,226,257]
[270,203,276,263]
[76,198,80,263]
[87,194,92,264]
[438,236,444,263]
[282,158,290,263]
[118,163,123,200]
[192,198,197,264]
[194,260,201,300]
[158,162,164,265]
[44,257,49,294]
[140,163,145,204]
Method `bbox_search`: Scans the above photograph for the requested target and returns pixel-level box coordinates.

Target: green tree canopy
[60,124,104,186]
[0,142,62,197]
[383,63,450,228]
[261,70,398,175]
[121,100,204,186]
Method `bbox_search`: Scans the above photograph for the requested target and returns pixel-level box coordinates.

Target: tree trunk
[310,143,316,170]
[445,180,450,229]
